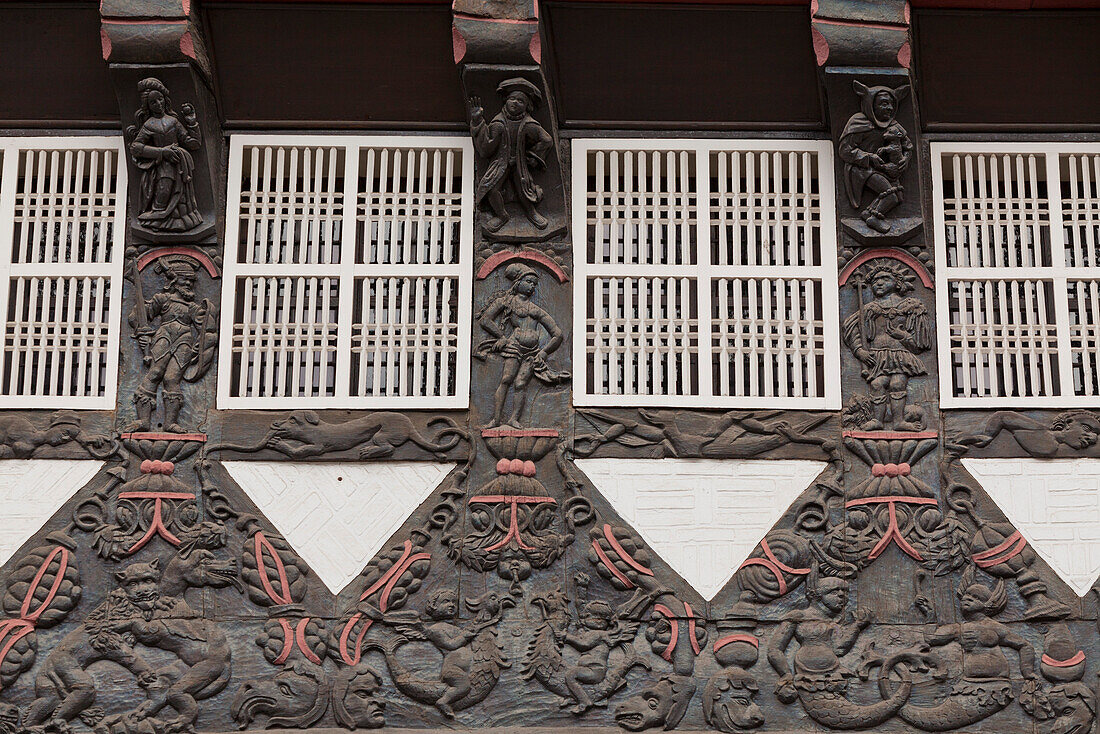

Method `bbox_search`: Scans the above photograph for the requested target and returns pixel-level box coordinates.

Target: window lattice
[219,136,473,408]
[934,144,1100,406]
[573,140,840,408]
[0,139,125,407]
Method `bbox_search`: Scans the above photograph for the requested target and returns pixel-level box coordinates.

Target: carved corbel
[101,0,223,245]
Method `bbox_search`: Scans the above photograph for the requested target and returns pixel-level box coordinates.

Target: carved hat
[504,261,539,284]
[496,77,542,111]
[853,81,910,129]
[157,254,201,280]
[49,411,81,429]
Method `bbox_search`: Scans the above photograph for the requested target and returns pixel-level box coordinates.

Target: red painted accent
[182,0,191,15]
[380,552,431,610]
[738,538,810,595]
[21,547,68,623]
[100,27,112,61]
[897,40,911,68]
[137,248,220,278]
[871,462,910,477]
[603,524,654,576]
[476,250,569,283]
[469,495,557,504]
[653,604,678,662]
[120,492,194,552]
[273,618,296,664]
[179,30,196,60]
[274,618,323,665]
[0,621,34,679]
[592,540,635,588]
[529,28,541,64]
[101,18,187,25]
[684,602,700,655]
[839,248,934,289]
[253,532,294,605]
[453,12,537,24]
[845,496,936,561]
[845,496,937,507]
[1043,650,1086,667]
[810,26,829,66]
[843,430,938,439]
[295,618,322,664]
[904,0,912,21]
[714,633,759,652]
[481,428,560,437]
[813,17,908,31]
[972,531,1027,568]
[452,25,466,63]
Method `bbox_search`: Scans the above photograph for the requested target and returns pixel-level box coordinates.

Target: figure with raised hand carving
[475,262,569,427]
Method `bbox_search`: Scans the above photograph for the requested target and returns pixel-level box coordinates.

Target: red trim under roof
[195,0,1100,6]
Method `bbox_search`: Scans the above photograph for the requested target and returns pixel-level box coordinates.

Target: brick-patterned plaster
[963,457,1100,596]
[0,460,103,567]
[576,458,826,599]
[223,461,456,594]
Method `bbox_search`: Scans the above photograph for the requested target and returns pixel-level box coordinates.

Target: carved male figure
[951,410,1100,457]
[562,601,621,715]
[469,77,554,233]
[839,81,913,233]
[128,78,203,233]
[842,260,931,431]
[475,263,569,427]
[128,255,216,433]
[0,411,81,458]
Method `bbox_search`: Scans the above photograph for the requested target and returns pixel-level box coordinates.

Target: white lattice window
[572,139,841,408]
[218,135,473,408]
[933,143,1100,407]
[0,138,126,408]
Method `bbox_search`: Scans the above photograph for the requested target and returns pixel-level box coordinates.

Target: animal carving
[231,662,329,729]
[614,675,697,731]
[523,589,651,714]
[703,669,765,732]
[212,410,467,460]
[364,590,514,718]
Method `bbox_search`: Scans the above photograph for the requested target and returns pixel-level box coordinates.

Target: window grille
[0,138,125,408]
[932,143,1100,407]
[218,136,473,408]
[572,139,841,408]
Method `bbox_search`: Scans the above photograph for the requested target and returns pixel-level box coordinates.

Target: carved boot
[523,201,549,229]
[126,390,156,432]
[163,391,185,433]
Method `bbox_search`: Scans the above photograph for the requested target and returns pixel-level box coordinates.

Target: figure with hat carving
[128,255,218,433]
[469,78,554,236]
[842,259,931,431]
[127,78,204,235]
[475,262,569,427]
[839,81,913,234]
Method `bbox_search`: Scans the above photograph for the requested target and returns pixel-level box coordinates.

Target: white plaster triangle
[963,457,1100,596]
[222,461,455,594]
[0,459,103,568]
[576,458,826,600]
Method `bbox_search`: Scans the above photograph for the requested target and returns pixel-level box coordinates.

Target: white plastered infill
[576,458,826,600]
[963,458,1100,596]
[223,461,456,594]
[0,460,103,568]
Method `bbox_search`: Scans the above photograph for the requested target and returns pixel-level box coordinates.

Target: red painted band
[480,428,560,437]
[121,431,207,441]
[845,496,938,508]
[653,604,678,662]
[592,540,635,589]
[604,524,654,576]
[762,538,811,576]
[738,558,789,595]
[118,491,194,500]
[1043,651,1085,667]
[137,247,220,278]
[476,251,569,283]
[812,16,908,31]
[273,618,296,664]
[0,620,35,677]
[468,495,557,504]
[973,532,1027,568]
[379,552,431,611]
[254,532,294,605]
[714,633,759,652]
[295,617,323,665]
[359,541,413,602]
[684,602,700,656]
[21,546,68,623]
[842,430,939,439]
[839,248,934,289]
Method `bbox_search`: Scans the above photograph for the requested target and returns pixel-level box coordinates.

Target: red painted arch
[838,248,933,289]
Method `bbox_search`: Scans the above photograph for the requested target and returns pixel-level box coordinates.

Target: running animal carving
[211,410,467,459]
[365,590,515,718]
[523,589,651,714]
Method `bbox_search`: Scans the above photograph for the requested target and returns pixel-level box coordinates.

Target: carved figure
[231,662,329,730]
[523,589,651,714]
[703,669,765,732]
[0,411,82,458]
[128,255,217,433]
[128,78,203,233]
[839,81,913,233]
[614,675,697,731]
[214,410,466,460]
[842,260,931,431]
[469,78,553,234]
[950,410,1100,457]
[475,263,569,427]
[367,590,515,718]
[1021,624,1096,734]
[331,664,386,730]
[888,567,1038,731]
[0,703,18,734]
[767,576,910,728]
[574,409,835,460]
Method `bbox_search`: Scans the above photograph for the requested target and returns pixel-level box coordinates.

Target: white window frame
[218,134,474,409]
[571,138,841,409]
[0,136,126,409]
[932,141,1100,408]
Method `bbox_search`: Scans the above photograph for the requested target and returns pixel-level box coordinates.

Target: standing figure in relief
[469,77,554,233]
[842,260,931,432]
[129,256,217,433]
[128,77,203,233]
[838,82,913,233]
[475,263,569,428]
